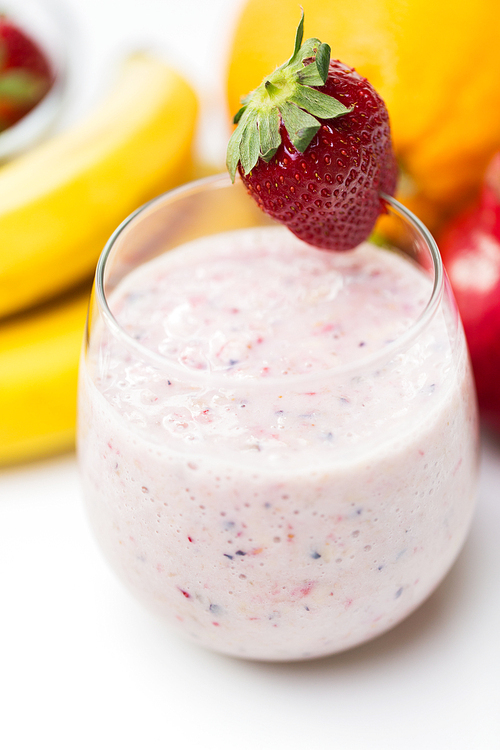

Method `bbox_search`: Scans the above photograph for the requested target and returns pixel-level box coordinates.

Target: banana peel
[0,52,198,319]
[0,285,89,466]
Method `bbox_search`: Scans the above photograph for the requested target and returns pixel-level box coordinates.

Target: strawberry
[0,15,53,132]
[226,13,397,252]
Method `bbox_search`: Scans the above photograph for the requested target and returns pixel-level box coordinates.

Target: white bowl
[0,0,70,161]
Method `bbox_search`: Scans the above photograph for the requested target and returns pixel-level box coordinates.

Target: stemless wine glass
[78,174,479,661]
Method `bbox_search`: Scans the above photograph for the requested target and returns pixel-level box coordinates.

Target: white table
[2,1,500,747]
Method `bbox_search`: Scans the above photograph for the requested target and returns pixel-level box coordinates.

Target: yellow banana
[0,52,198,319]
[0,286,89,465]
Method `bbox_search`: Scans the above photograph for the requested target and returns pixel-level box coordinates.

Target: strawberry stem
[227,11,353,182]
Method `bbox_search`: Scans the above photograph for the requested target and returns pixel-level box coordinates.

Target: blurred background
[1,0,500,747]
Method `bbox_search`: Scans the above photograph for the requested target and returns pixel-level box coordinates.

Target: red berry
[0,16,54,131]
[227,14,397,252]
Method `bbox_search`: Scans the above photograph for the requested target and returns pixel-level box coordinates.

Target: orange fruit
[226,0,500,231]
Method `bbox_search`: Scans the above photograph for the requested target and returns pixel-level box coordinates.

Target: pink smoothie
[78,225,478,660]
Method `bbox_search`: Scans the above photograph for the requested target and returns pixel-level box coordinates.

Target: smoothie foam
[79,225,478,660]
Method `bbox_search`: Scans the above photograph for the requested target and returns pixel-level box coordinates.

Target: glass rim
[94,172,444,383]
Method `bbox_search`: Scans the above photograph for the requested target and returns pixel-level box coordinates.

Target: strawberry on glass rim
[226,12,397,252]
[0,14,54,132]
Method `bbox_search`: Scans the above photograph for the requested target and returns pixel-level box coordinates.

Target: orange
[226,0,500,231]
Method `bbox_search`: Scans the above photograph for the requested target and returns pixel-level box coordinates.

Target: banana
[0,52,198,319]
[0,285,89,465]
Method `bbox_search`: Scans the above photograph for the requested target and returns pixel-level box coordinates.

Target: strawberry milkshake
[78,177,478,661]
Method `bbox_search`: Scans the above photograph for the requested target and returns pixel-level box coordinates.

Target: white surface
[1,0,500,747]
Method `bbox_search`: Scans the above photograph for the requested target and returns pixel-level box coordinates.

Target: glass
[0,0,70,161]
[78,174,479,661]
